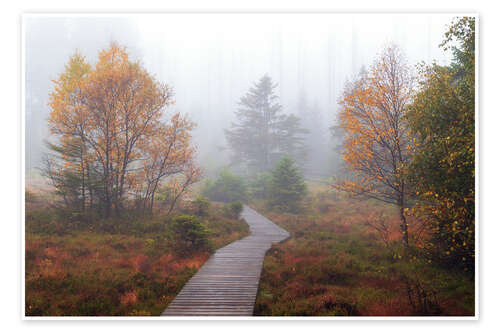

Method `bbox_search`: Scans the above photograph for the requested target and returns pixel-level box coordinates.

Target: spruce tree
[269,156,307,212]
[225,75,308,174]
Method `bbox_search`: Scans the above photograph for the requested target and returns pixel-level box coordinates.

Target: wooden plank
[162,205,289,316]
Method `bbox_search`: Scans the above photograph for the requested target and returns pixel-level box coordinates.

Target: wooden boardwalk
[162,205,289,316]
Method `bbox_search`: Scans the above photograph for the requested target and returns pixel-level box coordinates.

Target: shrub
[223,201,244,219]
[168,215,211,255]
[248,173,272,199]
[268,156,307,213]
[191,196,211,216]
[201,169,248,202]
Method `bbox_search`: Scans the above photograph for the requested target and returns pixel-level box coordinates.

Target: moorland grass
[253,191,474,316]
[25,195,249,316]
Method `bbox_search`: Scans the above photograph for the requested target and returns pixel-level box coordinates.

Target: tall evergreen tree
[225,75,308,174]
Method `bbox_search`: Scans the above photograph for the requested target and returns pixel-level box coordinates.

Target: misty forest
[25,14,475,316]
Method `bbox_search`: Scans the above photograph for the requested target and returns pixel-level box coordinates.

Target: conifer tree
[225,75,308,174]
[269,156,307,212]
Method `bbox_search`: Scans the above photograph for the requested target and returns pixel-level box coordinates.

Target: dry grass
[253,191,474,316]
[25,192,249,316]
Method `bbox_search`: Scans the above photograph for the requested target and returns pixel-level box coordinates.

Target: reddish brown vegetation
[253,193,474,316]
[25,196,249,316]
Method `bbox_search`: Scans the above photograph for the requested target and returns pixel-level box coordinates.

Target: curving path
[162,205,289,316]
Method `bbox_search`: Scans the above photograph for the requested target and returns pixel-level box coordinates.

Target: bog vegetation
[253,17,475,316]
[26,44,250,316]
[253,191,474,316]
[26,17,475,316]
[26,191,249,315]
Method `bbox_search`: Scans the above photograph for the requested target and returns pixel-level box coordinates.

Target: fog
[24,13,455,178]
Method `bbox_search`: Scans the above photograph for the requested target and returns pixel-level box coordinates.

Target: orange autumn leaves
[336,46,414,246]
[47,43,199,216]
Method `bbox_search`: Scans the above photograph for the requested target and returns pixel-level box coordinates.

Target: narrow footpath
[162,205,289,316]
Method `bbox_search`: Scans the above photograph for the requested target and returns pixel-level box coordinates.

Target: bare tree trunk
[103,169,111,218]
[80,147,86,212]
[86,163,93,209]
[399,191,409,248]
[149,190,156,213]
[167,195,181,215]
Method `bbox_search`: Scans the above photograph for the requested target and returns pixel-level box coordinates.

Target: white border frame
[20,11,479,321]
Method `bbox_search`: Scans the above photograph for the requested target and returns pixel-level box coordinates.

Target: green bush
[406,18,475,272]
[191,196,211,216]
[223,201,244,219]
[249,173,272,199]
[201,169,248,202]
[268,156,307,213]
[168,215,211,255]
